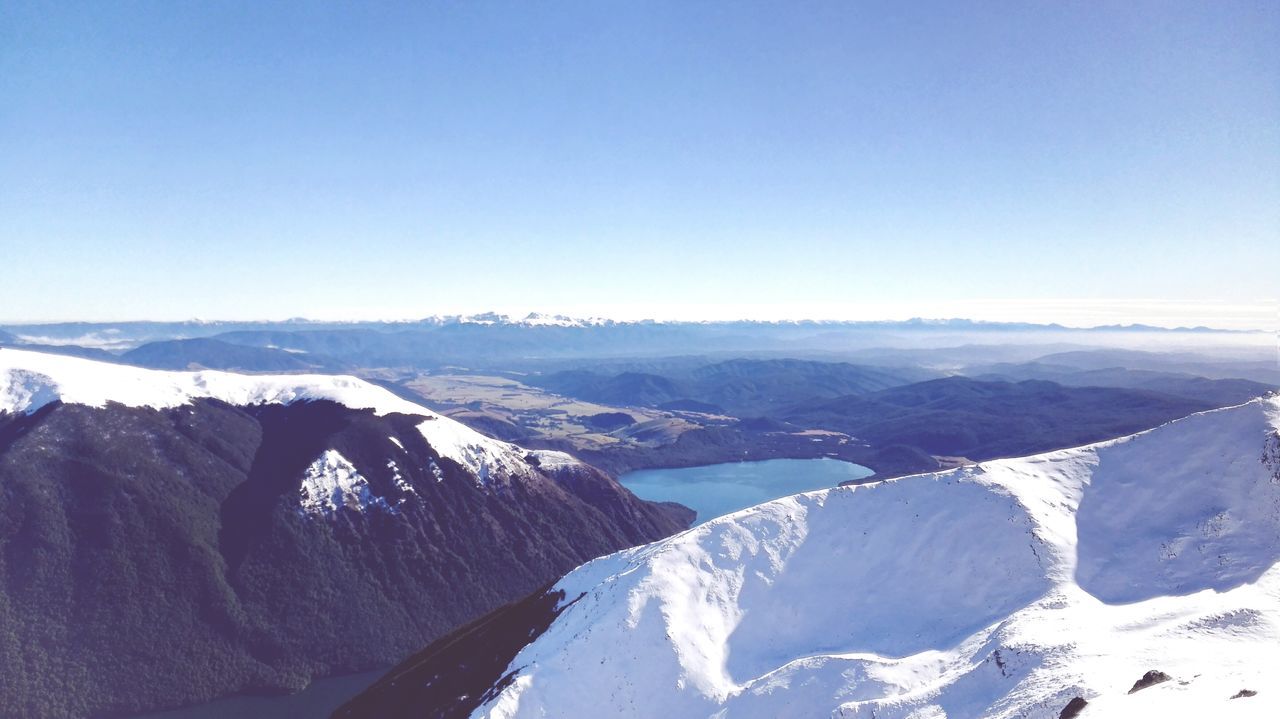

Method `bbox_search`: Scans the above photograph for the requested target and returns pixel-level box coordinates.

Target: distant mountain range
[0,317,1266,371]
[973,362,1278,403]
[0,349,688,718]
[2,314,1264,336]
[339,395,1280,718]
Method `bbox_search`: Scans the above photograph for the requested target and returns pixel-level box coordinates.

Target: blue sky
[1,1,1276,328]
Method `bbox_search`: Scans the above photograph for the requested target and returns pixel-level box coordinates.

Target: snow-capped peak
[412,312,615,328]
[469,397,1280,718]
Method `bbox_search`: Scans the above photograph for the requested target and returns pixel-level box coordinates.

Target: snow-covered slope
[465,396,1280,718]
[0,347,541,486]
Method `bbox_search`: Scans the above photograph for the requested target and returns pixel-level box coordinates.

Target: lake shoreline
[620,457,874,526]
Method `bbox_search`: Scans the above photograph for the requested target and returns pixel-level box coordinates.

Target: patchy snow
[0,348,537,487]
[386,459,417,501]
[298,450,388,516]
[529,450,581,470]
[515,312,612,328]
[414,416,530,486]
[472,397,1280,719]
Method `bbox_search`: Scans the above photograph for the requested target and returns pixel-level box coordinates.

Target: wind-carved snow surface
[0,348,582,491]
[473,397,1280,719]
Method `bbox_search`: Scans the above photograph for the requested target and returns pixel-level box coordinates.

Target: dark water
[130,669,384,719]
[620,457,874,524]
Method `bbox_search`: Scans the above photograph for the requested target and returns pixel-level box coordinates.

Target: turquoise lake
[620,457,874,525]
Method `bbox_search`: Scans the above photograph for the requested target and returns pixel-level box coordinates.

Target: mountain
[7,319,1261,370]
[1028,349,1280,385]
[121,337,350,372]
[0,349,688,718]
[685,358,937,414]
[784,376,1216,460]
[528,359,933,416]
[525,370,688,407]
[971,362,1276,406]
[339,395,1280,719]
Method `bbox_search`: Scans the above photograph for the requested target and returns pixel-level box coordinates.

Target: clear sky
[2,1,1276,328]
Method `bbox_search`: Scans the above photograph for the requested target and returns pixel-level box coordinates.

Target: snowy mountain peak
[0,348,578,487]
[412,312,615,328]
[441,397,1280,719]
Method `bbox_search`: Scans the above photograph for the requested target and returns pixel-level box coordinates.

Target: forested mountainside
[0,349,688,717]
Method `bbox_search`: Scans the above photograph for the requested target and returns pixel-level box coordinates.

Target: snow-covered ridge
[0,348,427,416]
[473,396,1280,718]
[0,348,574,485]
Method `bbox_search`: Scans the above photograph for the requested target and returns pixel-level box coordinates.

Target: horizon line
[0,313,1273,335]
